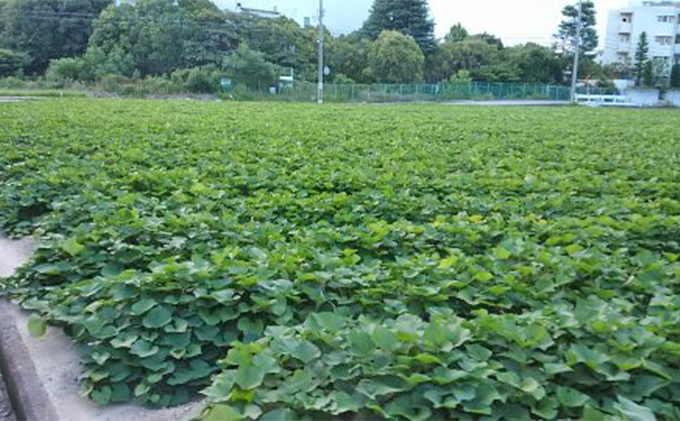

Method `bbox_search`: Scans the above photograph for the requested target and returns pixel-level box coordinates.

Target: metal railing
[239,81,579,103]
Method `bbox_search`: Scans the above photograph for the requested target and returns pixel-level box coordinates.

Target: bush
[222,44,279,91]
[46,57,90,83]
[171,66,220,94]
[333,73,356,84]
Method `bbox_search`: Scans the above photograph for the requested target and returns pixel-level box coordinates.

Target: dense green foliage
[2,100,680,419]
[222,45,280,91]
[671,64,680,89]
[0,0,111,74]
[362,0,436,55]
[635,32,650,86]
[366,31,425,83]
[0,0,619,88]
[555,1,598,56]
[0,48,26,77]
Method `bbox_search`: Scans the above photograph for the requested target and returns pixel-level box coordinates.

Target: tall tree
[634,32,649,85]
[0,0,112,74]
[444,23,467,43]
[365,30,424,83]
[642,60,654,86]
[237,14,317,81]
[327,33,371,83]
[671,64,680,88]
[86,0,239,77]
[362,0,436,55]
[555,1,598,56]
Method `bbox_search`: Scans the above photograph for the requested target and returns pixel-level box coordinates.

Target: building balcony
[619,22,632,33]
[618,43,631,52]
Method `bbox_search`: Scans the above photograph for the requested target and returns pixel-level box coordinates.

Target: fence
[236,81,581,103]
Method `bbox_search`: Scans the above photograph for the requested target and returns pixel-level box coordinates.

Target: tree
[327,33,371,83]
[555,1,598,56]
[222,44,279,90]
[468,33,504,50]
[86,0,239,78]
[642,60,654,86]
[362,0,436,55]
[0,48,26,77]
[671,64,680,88]
[444,23,467,43]
[634,32,649,85]
[430,38,500,82]
[505,43,564,84]
[365,30,424,83]
[237,14,317,81]
[0,0,111,74]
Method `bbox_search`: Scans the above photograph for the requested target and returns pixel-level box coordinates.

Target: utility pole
[317,0,324,104]
[570,0,583,102]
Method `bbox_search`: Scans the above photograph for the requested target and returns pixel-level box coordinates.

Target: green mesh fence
[235,81,580,102]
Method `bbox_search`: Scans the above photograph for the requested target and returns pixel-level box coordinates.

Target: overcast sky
[430,0,631,46]
[216,0,636,47]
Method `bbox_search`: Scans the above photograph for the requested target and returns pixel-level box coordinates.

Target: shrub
[46,57,90,83]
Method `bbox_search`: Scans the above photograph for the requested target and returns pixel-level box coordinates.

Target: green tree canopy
[634,32,649,85]
[86,0,239,77]
[555,1,598,56]
[0,0,111,74]
[237,14,317,81]
[222,43,279,90]
[362,0,436,55]
[431,38,500,82]
[444,23,468,43]
[671,64,680,88]
[327,33,371,83]
[365,30,424,83]
[505,43,564,84]
[0,48,26,77]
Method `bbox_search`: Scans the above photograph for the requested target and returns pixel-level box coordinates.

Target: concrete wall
[665,89,680,105]
[626,88,661,106]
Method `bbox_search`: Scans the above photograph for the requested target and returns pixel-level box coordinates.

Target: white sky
[216,0,636,47]
[430,0,631,46]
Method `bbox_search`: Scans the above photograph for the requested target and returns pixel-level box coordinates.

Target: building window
[619,34,630,43]
[657,15,675,23]
[676,34,680,44]
[621,14,632,23]
[655,36,673,45]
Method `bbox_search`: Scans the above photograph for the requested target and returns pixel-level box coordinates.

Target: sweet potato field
[1,100,680,420]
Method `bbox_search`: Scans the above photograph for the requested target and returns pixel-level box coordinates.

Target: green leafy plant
[1,100,680,419]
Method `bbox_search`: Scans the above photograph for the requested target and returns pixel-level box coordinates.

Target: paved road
[0,371,14,421]
[0,97,44,103]
[445,100,569,106]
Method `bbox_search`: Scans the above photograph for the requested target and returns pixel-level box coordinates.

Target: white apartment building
[602,1,680,73]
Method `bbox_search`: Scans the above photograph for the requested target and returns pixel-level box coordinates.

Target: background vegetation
[0,0,637,95]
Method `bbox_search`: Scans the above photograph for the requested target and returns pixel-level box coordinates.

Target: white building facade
[602,1,680,74]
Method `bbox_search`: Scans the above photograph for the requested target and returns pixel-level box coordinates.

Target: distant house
[114,0,136,6]
[236,3,281,19]
[226,0,369,35]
